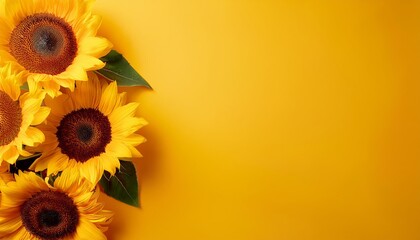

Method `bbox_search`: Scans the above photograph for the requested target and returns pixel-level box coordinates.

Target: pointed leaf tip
[96,50,152,89]
[99,160,140,207]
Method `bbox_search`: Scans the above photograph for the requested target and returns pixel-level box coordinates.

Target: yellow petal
[61,0,79,24]
[0,19,12,45]
[79,158,103,184]
[111,117,147,138]
[21,97,42,116]
[125,144,143,158]
[71,72,102,108]
[78,37,112,58]
[4,0,33,26]
[0,217,21,237]
[74,219,106,240]
[23,127,45,146]
[73,54,105,71]
[54,168,81,192]
[101,154,120,175]
[31,106,50,125]
[10,227,31,240]
[108,102,140,124]
[120,134,146,145]
[98,81,119,116]
[3,147,18,164]
[74,13,102,40]
[0,65,20,100]
[30,152,54,172]
[45,94,74,117]
[72,191,94,205]
[106,141,132,158]
[0,49,15,62]
[55,78,75,91]
[57,65,88,82]
[40,79,62,98]
[46,153,69,176]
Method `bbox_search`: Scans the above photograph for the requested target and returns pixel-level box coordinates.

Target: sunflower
[0,63,50,165]
[30,73,147,184]
[0,170,113,239]
[0,0,113,97]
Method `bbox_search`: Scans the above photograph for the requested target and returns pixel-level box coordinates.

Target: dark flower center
[9,13,77,75]
[21,191,79,239]
[0,90,22,146]
[77,124,94,143]
[39,210,61,227]
[56,108,112,162]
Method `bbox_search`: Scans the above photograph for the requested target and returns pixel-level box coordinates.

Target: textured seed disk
[9,13,77,75]
[57,108,112,162]
[21,191,79,239]
[0,91,22,146]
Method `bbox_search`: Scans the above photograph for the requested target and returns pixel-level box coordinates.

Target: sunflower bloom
[0,170,113,239]
[0,63,50,164]
[0,0,113,97]
[31,73,147,184]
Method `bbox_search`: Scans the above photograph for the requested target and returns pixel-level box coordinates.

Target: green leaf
[20,82,29,91]
[99,160,140,207]
[96,50,152,89]
[47,172,62,186]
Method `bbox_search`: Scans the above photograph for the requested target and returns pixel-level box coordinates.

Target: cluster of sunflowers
[0,0,150,239]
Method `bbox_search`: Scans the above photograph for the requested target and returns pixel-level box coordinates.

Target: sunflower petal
[23,127,45,146]
[31,106,50,125]
[46,153,69,176]
[40,79,62,98]
[0,217,21,236]
[10,227,31,240]
[101,154,120,175]
[74,54,105,71]
[98,81,119,116]
[57,65,88,82]
[108,102,140,124]
[71,72,102,108]
[3,147,18,164]
[78,37,112,58]
[79,158,103,184]
[75,219,107,240]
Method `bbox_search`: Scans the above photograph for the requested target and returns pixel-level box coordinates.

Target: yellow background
[95,1,420,239]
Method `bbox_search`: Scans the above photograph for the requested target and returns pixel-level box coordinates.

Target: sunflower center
[21,191,79,239]
[9,13,78,75]
[33,26,62,55]
[77,124,94,143]
[0,90,22,146]
[56,108,112,162]
[39,210,61,227]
